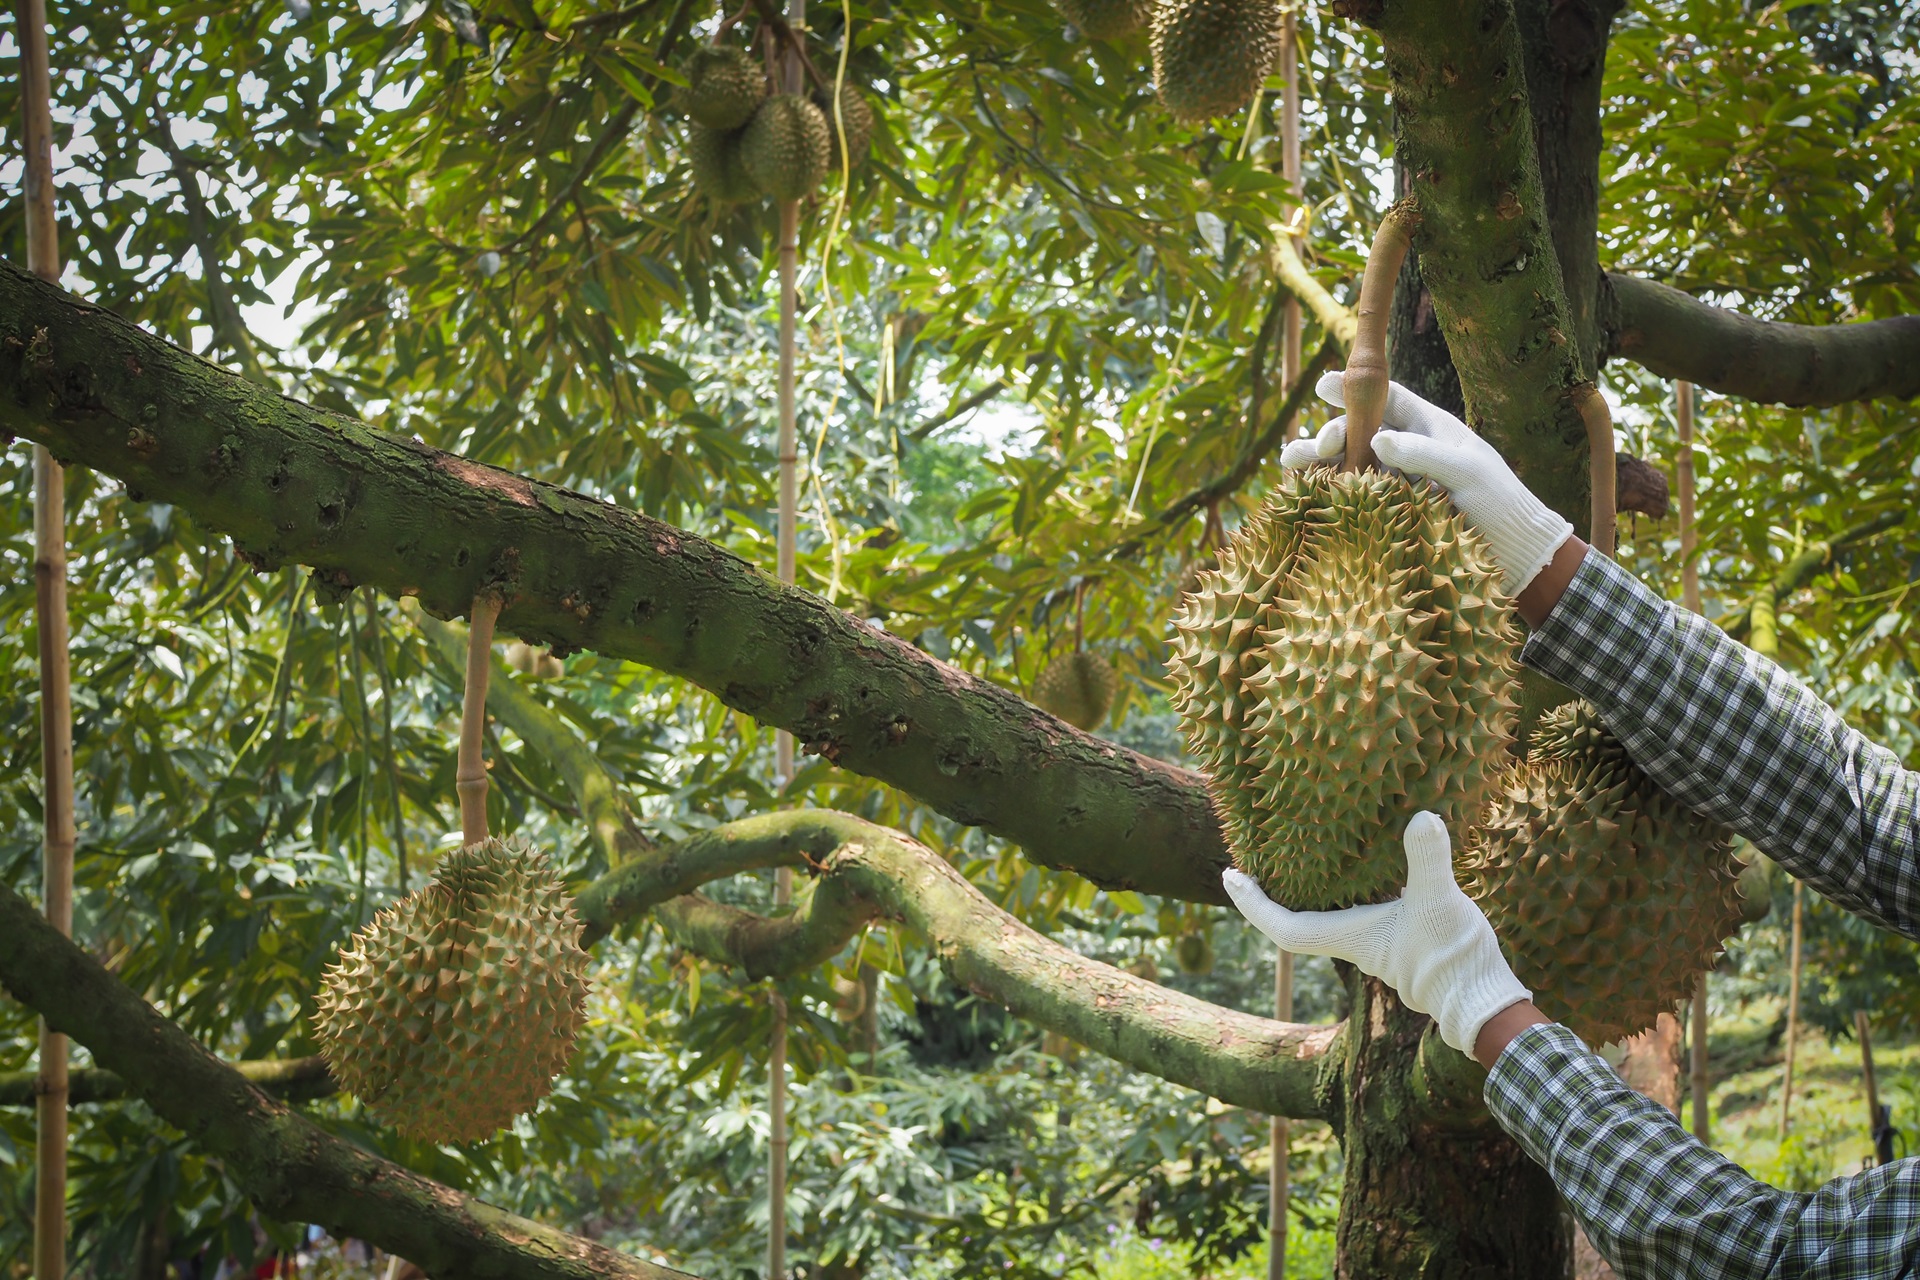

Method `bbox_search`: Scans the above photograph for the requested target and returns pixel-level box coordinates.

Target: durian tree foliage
[1,0,1918,1275]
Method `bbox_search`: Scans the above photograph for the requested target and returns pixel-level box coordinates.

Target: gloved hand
[1278,372,1575,596]
[1222,812,1532,1056]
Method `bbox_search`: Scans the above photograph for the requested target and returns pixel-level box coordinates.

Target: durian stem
[1573,383,1615,557]
[457,594,502,847]
[1342,200,1420,472]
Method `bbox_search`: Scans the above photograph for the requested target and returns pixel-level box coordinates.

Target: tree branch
[0,261,1231,905]
[1266,230,1357,353]
[1601,273,1920,406]
[1715,509,1907,643]
[0,883,695,1279]
[411,615,1341,1120]
[0,1056,335,1108]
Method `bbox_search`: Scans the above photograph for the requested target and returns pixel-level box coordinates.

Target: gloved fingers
[1399,811,1460,898]
[1371,429,1461,483]
[1313,368,1345,409]
[1279,418,1346,470]
[1380,381,1468,440]
[1222,869,1399,967]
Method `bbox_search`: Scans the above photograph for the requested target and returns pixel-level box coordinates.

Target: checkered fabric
[1478,548,1920,1278]
[1489,1023,1920,1278]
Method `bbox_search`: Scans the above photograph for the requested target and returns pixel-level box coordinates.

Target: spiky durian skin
[1034,651,1119,731]
[1462,701,1747,1046]
[1151,0,1283,124]
[681,46,764,131]
[1169,468,1520,911]
[740,94,831,202]
[810,84,876,170]
[1056,0,1156,40]
[313,837,591,1144]
[687,124,760,204]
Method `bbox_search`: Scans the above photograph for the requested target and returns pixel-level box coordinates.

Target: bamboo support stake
[1675,379,1713,1143]
[1269,14,1300,1278]
[19,2,73,1274]
[1340,202,1418,473]
[768,4,805,1276]
[1781,880,1804,1137]
[456,596,502,847]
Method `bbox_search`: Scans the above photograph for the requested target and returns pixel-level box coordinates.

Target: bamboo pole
[769,3,805,1275]
[1676,379,1711,1143]
[1781,880,1804,1137]
[19,3,73,1274]
[1269,12,1300,1278]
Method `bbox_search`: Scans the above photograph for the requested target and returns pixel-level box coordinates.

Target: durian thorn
[458,593,504,847]
[1342,199,1421,473]
[1573,382,1616,559]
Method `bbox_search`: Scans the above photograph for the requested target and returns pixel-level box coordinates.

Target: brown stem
[1572,383,1615,558]
[458,595,501,846]
[1343,201,1420,471]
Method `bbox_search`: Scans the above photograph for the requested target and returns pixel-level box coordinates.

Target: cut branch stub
[458,594,503,846]
[1342,200,1420,472]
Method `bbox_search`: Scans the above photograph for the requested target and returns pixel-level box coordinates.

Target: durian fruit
[1174,931,1215,975]
[810,83,876,171]
[1461,701,1747,1046]
[739,94,831,202]
[680,45,764,131]
[1034,650,1119,731]
[1151,0,1283,124]
[1054,0,1156,40]
[1168,467,1520,911]
[313,836,591,1144]
[687,124,760,204]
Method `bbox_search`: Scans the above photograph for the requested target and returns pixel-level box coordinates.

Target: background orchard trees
[1,0,1918,1276]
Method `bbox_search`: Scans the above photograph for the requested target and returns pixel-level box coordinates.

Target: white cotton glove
[1279,372,1576,596]
[1223,813,1532,1056]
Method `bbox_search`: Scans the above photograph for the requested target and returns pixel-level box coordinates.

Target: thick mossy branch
[575,811,1340,1120]
[0,1056,335,1108]
[0,883,694,1280]
[1361,0,1594,535]
[0,262,1230,905]
[1602,274,1920,407]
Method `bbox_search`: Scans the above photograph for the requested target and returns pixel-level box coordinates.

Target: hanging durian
[680,45,765,131]
[810,82,876,170]
[740,94,831,202]
[1034,650,1119,731]
[1055,0,1156,40]
[1174,931,1215,975]
[1169,201,1519,911]
[687,123,760,204]
[1151,0,1283,123]
[313,597,591,1144]
[1461,701,1746,1046]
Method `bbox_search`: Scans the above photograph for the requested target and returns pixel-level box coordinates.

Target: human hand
[1278,373,1575,596]
[1222,812,1532,1055]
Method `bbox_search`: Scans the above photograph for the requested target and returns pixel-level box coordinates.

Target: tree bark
[1602,273,1920,406]
[0,261,1230,906]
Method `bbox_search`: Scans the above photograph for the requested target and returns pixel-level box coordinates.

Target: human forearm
[1521,549,1920,937]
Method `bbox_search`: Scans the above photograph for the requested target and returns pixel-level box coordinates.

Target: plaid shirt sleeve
[1487,1023,1920,1279]
[1519,547,1920,938]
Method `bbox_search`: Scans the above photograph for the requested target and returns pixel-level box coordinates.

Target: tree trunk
[1336,3,1627,1273]
[1333,982,1570,1279]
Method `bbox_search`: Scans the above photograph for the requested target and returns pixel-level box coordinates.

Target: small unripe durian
[1151,0,1283,123]
[810,83,876,171]
[1055,0,1156,40]
[687,124,760,204]
[1034,651,1118,731]
[740,94,831,202]
[680,46,764,131]
[313,837,591,1144]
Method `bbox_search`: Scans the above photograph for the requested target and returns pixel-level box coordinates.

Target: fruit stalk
[1573,383,1615,557]
[1342,200,1420,472]
[457,595,502,846]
